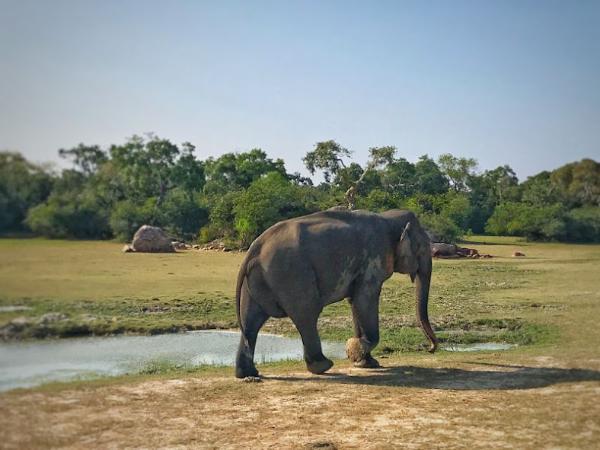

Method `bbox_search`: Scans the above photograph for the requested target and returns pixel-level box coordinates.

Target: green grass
[1,236,599,360]
[0,239,242,337]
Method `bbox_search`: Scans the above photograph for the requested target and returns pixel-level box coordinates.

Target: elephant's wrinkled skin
[235,209,437,378]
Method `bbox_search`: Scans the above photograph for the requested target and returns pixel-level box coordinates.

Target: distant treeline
[1,136,599,244]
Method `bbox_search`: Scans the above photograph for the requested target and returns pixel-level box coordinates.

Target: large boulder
[431,242,492,259]
[431,242,458,257]
[131,225,175,253]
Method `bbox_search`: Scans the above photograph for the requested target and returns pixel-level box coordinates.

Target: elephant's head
[388,213,438,353]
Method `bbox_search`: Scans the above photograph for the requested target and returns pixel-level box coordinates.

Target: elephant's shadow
[264,362,600,390]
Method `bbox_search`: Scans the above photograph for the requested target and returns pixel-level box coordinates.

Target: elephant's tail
[235,255,249,334]
[235,246,258,334]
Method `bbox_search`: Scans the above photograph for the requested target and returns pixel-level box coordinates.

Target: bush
[440,192,472,230]
[157,189,209,241]
[419,213,462,243]
[565,207,600,242]
[485,202,567,241]
[356,189,402,212]
[404,192,468,242]
[198,223,222,244]
[204,191,242,241]
[233,172,310,247]
[109,198,156,241]
[26,192,111,239]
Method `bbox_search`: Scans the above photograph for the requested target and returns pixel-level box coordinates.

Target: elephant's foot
[306,357,334,375]
[235,362,259,379]
[353,354,381,369]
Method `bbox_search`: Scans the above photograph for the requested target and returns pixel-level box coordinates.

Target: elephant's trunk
[415,254,437,353]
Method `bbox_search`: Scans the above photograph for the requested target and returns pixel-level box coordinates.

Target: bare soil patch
[1,358,599,449]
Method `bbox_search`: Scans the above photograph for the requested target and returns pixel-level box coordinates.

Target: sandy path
[2,358,599,449]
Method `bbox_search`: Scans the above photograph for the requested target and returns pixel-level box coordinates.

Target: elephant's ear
[395,222,418,274]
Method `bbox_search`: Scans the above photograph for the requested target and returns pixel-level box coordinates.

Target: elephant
[234,208,437,378]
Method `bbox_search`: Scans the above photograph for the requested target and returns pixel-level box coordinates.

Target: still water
[0,330,346,391]
[443,342,516,352]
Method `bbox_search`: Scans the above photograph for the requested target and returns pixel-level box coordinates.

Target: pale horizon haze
[1,0,599,181]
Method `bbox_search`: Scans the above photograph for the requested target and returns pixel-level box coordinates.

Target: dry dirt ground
[1,355,599,449]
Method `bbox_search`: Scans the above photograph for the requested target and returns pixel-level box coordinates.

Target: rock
[131,225,175,253]
[193,244,200,250]
[199,239,236,252]
[0,317,32,339]
[122,244,134,253]
[38,312,68,324]
[171,241,188,250]
[512,251,526,257]
[431,243,457,257]
[9,317,31,328]
[431,243,492,259]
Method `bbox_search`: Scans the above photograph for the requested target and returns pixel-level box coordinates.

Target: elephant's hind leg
[235,281,269,378]
[268,263,332,375]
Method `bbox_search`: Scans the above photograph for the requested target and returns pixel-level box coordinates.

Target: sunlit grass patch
[0,235,598,368]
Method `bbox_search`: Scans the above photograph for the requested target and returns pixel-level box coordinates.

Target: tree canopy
[1,136,598,245]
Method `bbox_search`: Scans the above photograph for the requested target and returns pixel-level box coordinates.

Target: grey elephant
[235,209,437,378]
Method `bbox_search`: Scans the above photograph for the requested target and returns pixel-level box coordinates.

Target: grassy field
[0,238,563,351]
[1,236,599,448]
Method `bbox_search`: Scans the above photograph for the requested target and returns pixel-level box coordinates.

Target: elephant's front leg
[292,314,334,375]
[347,284,382,368]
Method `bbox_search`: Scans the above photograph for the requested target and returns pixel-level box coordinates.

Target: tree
[338,146,394,209]
[58,144,107,176]
[520,172,562,205]
[303,140,351,183]
[204,149,286,193]
[565,207,600,242]
[380,157,417,197]
[287,172,313,186]
[157,188,209,240]
[233,172,311,247]
[333,162,366,192]
[110,135,181,205]
[437,153,477,192]
[485,202,567,241]
[109,198,156,241]
[480,165,519,204]
[0,152,53,232]
[356,189,401,212]
[465,165,519,233]
[171,142,205,200]
[368,146,396,167]
[440,191,472,230]
[414,155,449,195]
[199,190,243,243]
[551,159,600,207]
[26,188,111,239]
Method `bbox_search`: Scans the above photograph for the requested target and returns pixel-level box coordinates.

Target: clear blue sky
[1,0,599,180]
